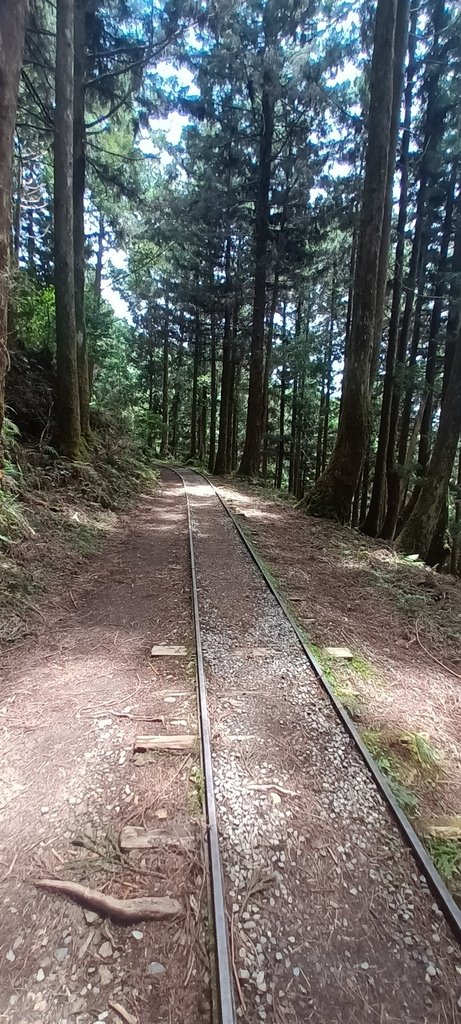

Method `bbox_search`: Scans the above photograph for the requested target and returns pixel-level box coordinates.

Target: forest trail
[1,468,461,1024]
[0,471,207,1024]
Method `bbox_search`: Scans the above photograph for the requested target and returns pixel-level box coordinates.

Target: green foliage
[399,732,441,771]
[11,272,55,350]
[426,837,461,893]
[360,728,419,816]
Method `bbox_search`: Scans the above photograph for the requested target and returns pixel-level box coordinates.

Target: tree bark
[275,301,287,489]
[54,0,81,458]
[381,0,446,538]
[0,0,29,445]
[362,0,415,536]
[261,268,279,480]
[322,267,337,472]
[73,0,90,440]
[189,308,200,461]
[418,161,457,471]
[214,235,232,474]
[238,68,275,477]
[208,310,217,473]
[159,293,169,457]
[171,322,184,457]
[306,0,398,521]
[396,328,461,559]
[94,213,104,305]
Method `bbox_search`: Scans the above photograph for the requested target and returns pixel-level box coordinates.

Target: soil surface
[0,470,208,1024]
[181,469,461,1024]
[213,479,461,876]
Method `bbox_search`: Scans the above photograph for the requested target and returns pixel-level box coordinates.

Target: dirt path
[182,470,461,1024]
[0,471,208,1024]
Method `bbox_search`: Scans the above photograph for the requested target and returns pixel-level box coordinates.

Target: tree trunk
[362,0,415,536]
[396,328,461,559]
[238,69,275,477]
[225,303,239,472]
[73,0,90,440]
[370,0,410,386]
[450,447,461,575]
[189,309,200,461]
[261,269,279,480]
[171,325,184,457]
[315,369,326,481]
[306,0,398,521]
[13,157,22,262]
[275,301,287,490]
[54,0,81,458]
[418,161,457,472]
[94,213,104,305]
[208,310,217,472]
[231,356,241,472]
[381,0,446,538]
[360,455,370,524]
[322,267,337,472]
[0,0,29,445]
[159,294,169,457]
[198,384,206,464]
[214,235,232,474]
[289,371,298,494]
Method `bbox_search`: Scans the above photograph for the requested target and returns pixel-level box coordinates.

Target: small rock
[293,967,300,977]
[99,965,113,986]
[147,961,165,976]
[360,962,369,970]
[132,930,143,941]
[98,942,112,959]
[84,909,99,924]
[256,971,266,991]
[36,968,45,982]
[54,947,68,963]
[6,950,15,963]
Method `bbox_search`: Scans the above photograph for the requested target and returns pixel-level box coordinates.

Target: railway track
[168,465,461,1024]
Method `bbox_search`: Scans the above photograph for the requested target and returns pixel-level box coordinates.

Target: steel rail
[167,467,236,1024]
[184,467,461,946]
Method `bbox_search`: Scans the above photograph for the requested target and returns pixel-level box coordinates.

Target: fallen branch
[34,879,181,922]
[247,783,298,797]
[109,1000,138,1024]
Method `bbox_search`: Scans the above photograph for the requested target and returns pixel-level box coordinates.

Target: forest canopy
[1,0,461,568]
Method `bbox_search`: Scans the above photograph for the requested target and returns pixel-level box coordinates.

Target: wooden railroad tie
[150,645,188,657]
[134,734,197,753]
[119,824,195,852]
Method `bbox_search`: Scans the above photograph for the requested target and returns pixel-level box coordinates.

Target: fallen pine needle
[415,619,461,681]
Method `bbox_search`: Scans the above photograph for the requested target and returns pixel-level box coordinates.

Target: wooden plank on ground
[119,825,195,852]
[150,645,187,657]
[134,734,197,753]
[324,646,353,659]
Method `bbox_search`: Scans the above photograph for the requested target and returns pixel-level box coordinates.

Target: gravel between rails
[182,470,461,1024]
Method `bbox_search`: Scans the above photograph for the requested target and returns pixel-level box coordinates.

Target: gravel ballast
[183,470,461,1024]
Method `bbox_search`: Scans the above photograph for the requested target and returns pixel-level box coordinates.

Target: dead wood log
[119,825,195,852]
[133,734,197,753]
[34,879,181,922]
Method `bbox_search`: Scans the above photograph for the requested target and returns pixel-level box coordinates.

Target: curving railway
[167,465,461,1024]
